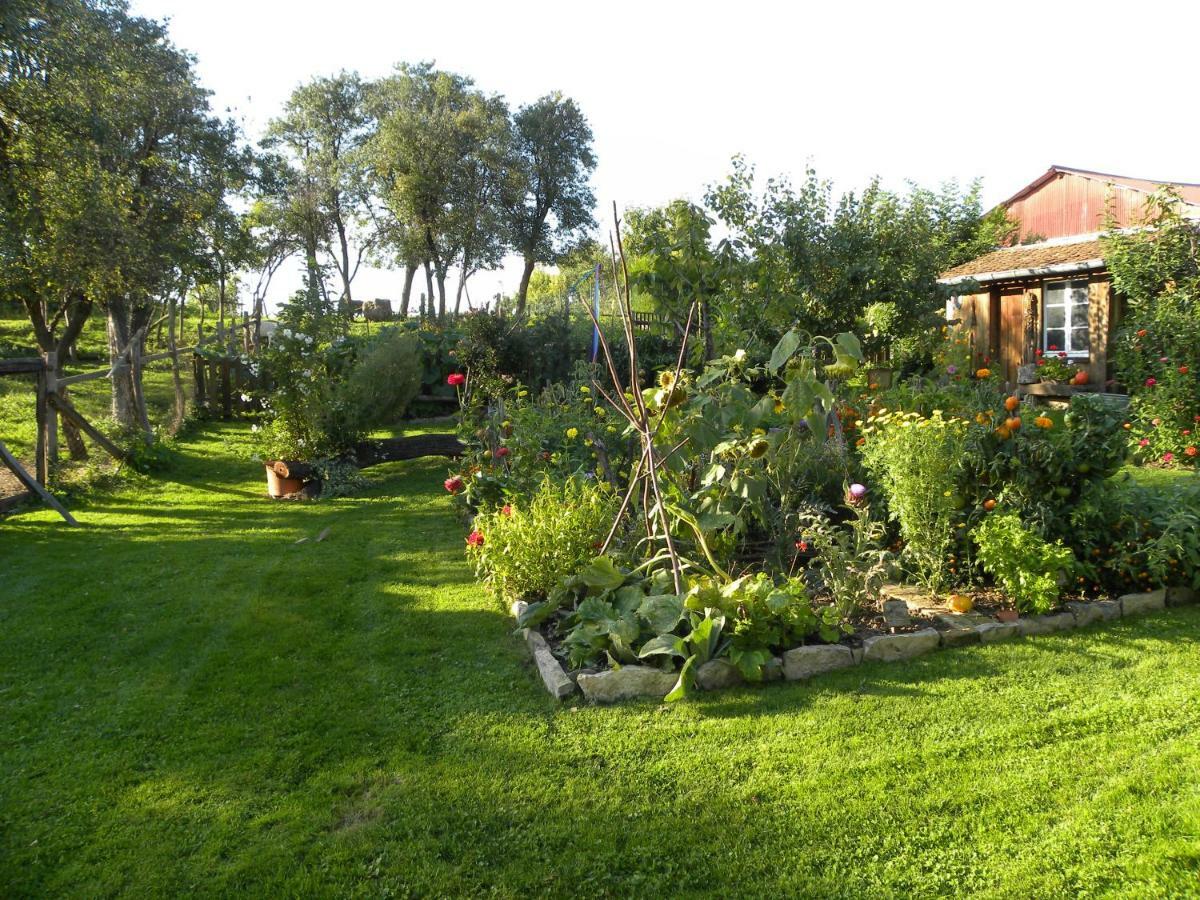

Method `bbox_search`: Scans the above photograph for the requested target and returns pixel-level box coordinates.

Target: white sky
[132,0,1200,312]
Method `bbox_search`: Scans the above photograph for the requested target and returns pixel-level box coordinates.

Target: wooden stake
[0,439,77,525]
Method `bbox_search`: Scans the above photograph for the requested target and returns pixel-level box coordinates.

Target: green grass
[2,423,1199,897]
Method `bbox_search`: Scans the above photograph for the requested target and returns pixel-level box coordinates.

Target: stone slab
[1018,611,1076,636]
[1166,586,1198,607]
[782,644,859,681]
[861,628,940,663]
[696,659,743,691]
[1065,601,1103,628]
[882,599,913,628]
[1120,589,1166,617]
[525,630,576,699]
[977,621,1021,643]
[933,613,982,647]
[577,665,677,703]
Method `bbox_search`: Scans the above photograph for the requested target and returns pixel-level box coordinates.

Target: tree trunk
[423,260,435,321]
[400,264,416,318]
[454,257,470,317]
[337,218,353,311]
[168,297,186,432]
[106,296,138,430]
[701,295,714,362]
[436,268,447,321]
[516,255,536,318]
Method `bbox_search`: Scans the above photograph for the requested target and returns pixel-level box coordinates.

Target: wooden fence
[0,319,253,524]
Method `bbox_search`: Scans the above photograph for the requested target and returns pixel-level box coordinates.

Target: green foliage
[859,410,968,591]
[799,505,893,618]
[1069,474,1200,593]
[1105,191,1200,467]
[467,476,617,603]
[254,324,420,461]
[973,511,1074,614]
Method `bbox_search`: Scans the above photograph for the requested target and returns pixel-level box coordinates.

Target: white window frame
[1042,279,1090,359]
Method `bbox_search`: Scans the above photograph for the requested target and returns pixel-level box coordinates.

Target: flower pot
[265,464,305,499]
[995,608,1019,623]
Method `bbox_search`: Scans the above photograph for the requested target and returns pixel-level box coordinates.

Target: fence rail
[1,317,254,525]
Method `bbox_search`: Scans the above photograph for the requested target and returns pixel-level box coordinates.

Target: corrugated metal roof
[1004,166,1200,208]
[939,237,1104,282]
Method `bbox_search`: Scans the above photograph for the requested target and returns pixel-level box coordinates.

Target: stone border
[513,587,1197,703]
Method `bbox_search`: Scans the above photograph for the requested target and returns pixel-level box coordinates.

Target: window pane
[1071,326,1090,354]
[1044,305,1066,328]
[1045,282,1068,303]
[1045,328,1066,352]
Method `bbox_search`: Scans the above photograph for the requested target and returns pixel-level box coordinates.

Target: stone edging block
[782,644,860,680]
[862,628,940,663]
[577,666,677,703]
[1120,589,1166,617]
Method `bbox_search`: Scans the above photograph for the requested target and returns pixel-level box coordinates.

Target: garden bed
[513,585,1198,703]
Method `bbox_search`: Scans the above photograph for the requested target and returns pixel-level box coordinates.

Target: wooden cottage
[939,166,1200,390]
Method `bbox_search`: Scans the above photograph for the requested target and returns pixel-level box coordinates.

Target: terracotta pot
[995,608,1019,623]
[265,464,305,499]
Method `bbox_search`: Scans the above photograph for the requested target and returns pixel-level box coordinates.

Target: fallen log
[269,432,464,481]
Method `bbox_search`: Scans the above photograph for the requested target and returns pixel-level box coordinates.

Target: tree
[0,0,244,434]
[506,93,597,318]
[263,72,373,312]
[367,63,513,321]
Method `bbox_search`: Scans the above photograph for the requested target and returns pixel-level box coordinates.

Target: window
[1042,280,1090,358]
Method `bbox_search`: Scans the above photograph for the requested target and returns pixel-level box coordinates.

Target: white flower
[239,392,251,402]
[250,424,259,432]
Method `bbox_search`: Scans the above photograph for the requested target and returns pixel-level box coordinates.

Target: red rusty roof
[939,237,1105,283]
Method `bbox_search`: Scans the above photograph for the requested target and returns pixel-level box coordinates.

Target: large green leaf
[574,556,626,594]
[636,594,686,634]
[637,633,686,660]
[664,654,696,702]
[834,331,864,362]
[769,328,803,373]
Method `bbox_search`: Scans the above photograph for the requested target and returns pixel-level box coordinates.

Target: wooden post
[168,297,186,432]
[220,324,232,419]
[0,439,77,525]
[194,326,207,410]
[130,329,153,441]
[1087,279,1111,386]
[45,350,58,469]
[1023,287,1041,366]
[34,356,47,485]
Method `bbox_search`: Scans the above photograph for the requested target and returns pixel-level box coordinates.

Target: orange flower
[975,368,992,379]
[1034,416,1053,429]
[1186,446,1198,458]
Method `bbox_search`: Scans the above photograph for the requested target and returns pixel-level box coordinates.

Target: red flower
[1058,351,1068,359]
[501,504,512,517]
[795,539,810,552]
[1145,378,1157,387]
[444,476,464,494]
[1035,349,1043,357]
[493,446,510,459]
[1181,366,1191,375]
[1136,329,1148,338]
[1163,452,1175,463]
[1138,438,1150,447]
[1048,344,1059,351]
[447,373,466,387]
[466,530,484,547]
[1184,430,1192,436]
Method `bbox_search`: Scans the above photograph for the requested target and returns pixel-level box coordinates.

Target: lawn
[2,423,1199,897]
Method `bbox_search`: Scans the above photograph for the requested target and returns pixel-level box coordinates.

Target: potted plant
[1034,349,1083,388]
[251,305,422,499]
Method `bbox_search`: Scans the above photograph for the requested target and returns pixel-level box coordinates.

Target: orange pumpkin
[949,594,974,613]
[1071,370,1089,386]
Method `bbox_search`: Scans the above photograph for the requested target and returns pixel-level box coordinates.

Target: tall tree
[263,71,373,312]
[367,63,512,320]
[506,93,597,317]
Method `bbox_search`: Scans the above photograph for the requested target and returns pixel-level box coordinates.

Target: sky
[131,0,1200,312]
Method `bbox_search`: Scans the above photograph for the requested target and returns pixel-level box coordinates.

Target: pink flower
[1145,378,1157,387]
[466,530,484,547]
[1163,452,1175,463]
[493,446,510,459]
[447,373,466,387]
[501,504,512,517]
[1138,439,1150,447]
[1159,357,1169,363]
[444,476,464,494]
[946,365,958,375]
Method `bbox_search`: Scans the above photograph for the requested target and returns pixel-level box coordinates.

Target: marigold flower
[1034,416,1053,429]
[565,427,578,440]
[447,372,466,387]
[976,368,991,379]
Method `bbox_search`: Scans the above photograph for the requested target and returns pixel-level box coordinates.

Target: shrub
[973,510,1074,613]
[467,476,617,603]
[859,410,968,591]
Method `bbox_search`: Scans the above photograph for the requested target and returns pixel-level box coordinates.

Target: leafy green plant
[973,511,1074,614]
[467,476,617,603]
[859,410,967,591]
[799,504,893,616]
